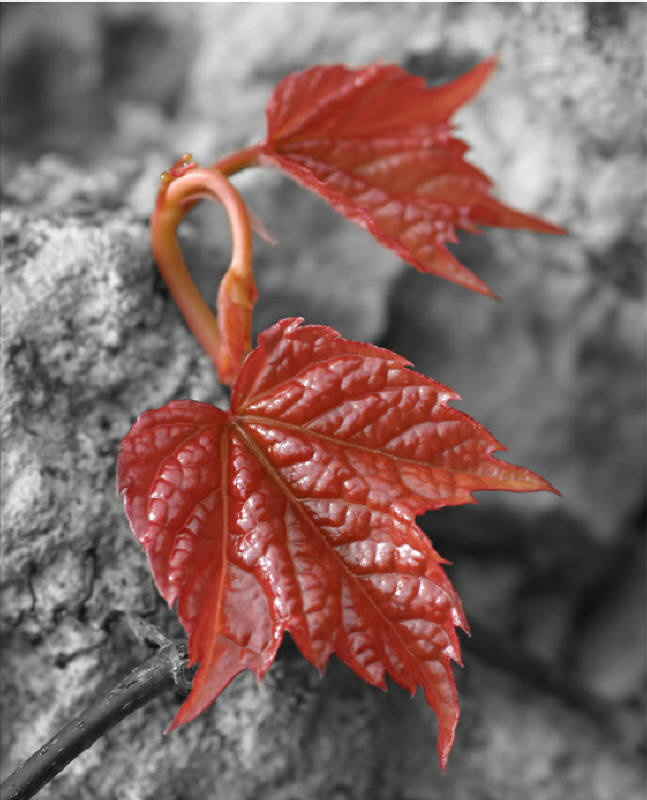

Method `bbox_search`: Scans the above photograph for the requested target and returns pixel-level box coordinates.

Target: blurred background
[1,3,645,799]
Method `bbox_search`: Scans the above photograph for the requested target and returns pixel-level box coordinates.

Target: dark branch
[0,616,617,800]
[0,640,189,800]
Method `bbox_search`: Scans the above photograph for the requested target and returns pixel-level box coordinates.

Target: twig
[0,640,189,800]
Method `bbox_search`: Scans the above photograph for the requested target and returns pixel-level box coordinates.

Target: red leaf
[259,60,565,296]
[117,318,555,767]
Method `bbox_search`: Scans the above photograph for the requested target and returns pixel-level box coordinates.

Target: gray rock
[1,4,644,799]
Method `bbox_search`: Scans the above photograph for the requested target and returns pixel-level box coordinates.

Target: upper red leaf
[259,60,565,296]
[117,318,555,768]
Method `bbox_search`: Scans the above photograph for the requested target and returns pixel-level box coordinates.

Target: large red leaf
[258,60,565,296]
[117,318,554,767]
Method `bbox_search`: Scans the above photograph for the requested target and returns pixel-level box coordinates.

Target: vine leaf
[258,59,565,297]
[117,318,555,768]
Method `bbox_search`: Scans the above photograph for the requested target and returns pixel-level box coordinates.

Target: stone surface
[1,4,645,800]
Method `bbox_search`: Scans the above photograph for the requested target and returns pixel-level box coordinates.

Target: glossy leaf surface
[259,60,564,296]
[117,318,554,767]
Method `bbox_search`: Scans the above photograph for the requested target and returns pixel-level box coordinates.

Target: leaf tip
[521,216,568,237]
[523,473,560,496]
[483,285,501,302]
[453,54,499,106]
[543,222,568,237]
[164,719,179,735]
[513,465,559,496]
[437,709,459,773]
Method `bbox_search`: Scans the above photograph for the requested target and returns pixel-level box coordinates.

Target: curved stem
[0,643,188,800]
[151,167,257,385]
[177,145,264,219]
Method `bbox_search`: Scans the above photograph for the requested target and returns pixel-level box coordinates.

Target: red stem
[212,144,263,176]
[150,164,257,384]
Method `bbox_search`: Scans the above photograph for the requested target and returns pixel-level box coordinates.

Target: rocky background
[1,3,645,799]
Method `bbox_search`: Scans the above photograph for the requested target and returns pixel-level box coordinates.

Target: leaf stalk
[150,158,258,385]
